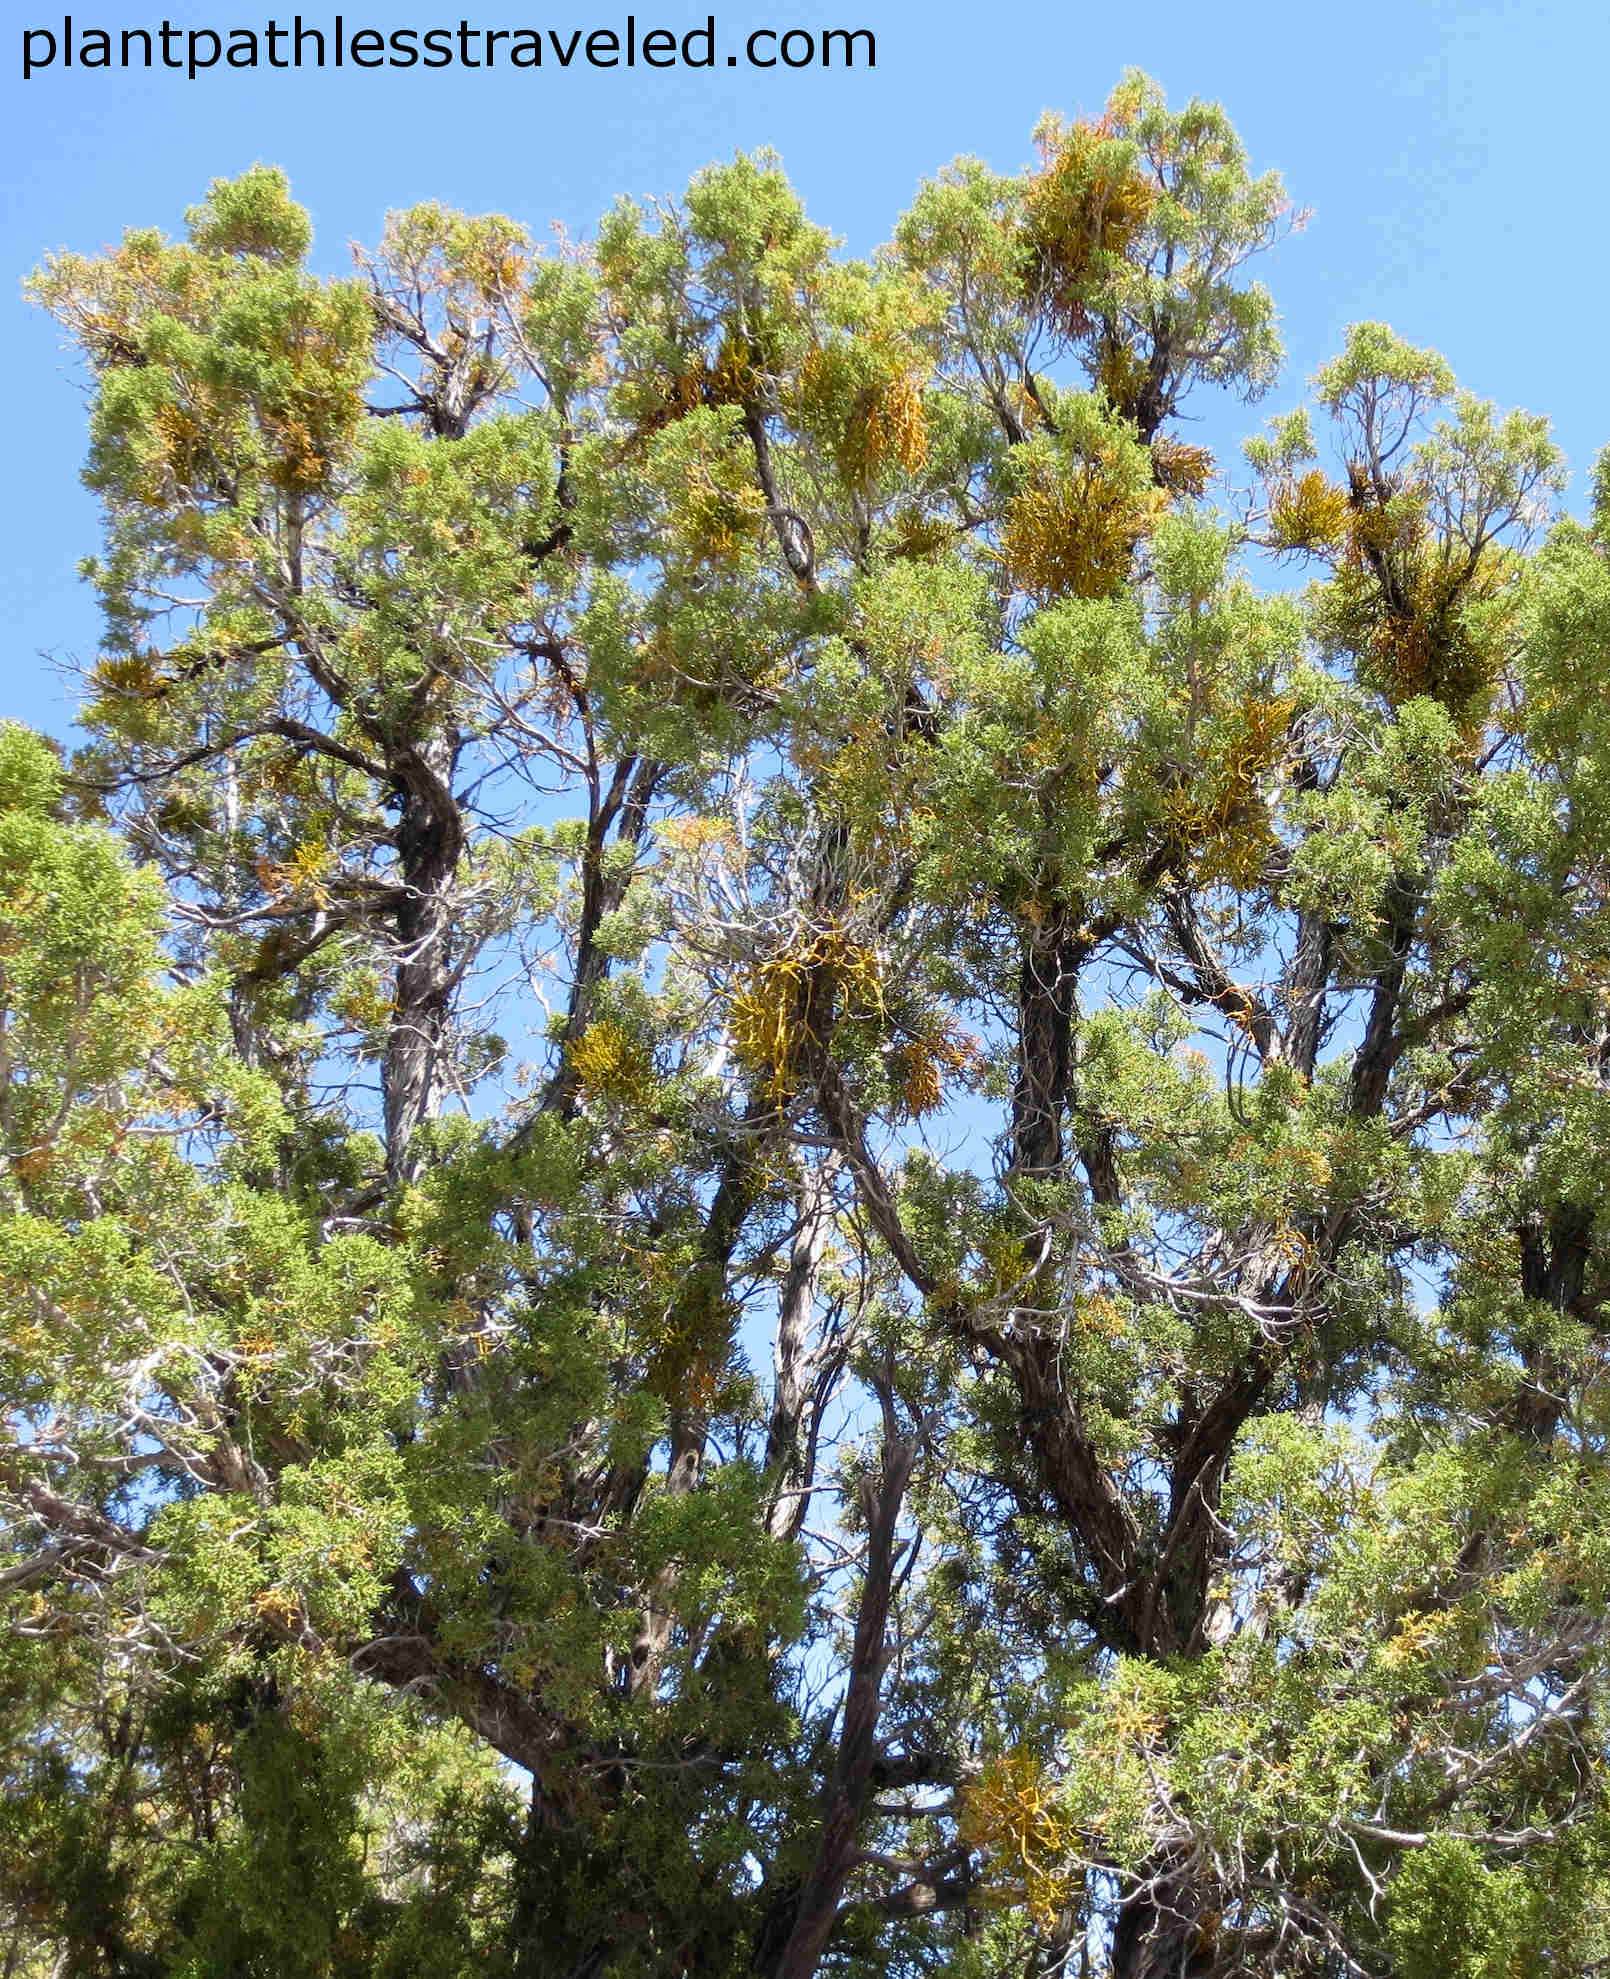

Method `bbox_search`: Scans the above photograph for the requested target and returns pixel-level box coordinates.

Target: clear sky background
[3,0,1604,740]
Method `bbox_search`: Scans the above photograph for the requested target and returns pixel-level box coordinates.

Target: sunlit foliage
[6,72,1608,1979]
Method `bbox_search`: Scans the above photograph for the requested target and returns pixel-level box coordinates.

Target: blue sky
[4,0,1604,739]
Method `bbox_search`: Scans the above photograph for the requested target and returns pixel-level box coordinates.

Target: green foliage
[10,78,1610,1979]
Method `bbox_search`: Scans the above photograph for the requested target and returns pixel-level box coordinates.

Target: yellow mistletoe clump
[852,368,929,481]
[1076,1292,1128,1340]
[332,972,392,1035]
[707,329,763,408]
[634,359,711,440]
[88,653,165,701]
[657,814,738,861]
[634,329,762,442]
[569,1017,654,1104]
[960,1747,1081,1931]
[887,506,954,561]
[1162,693,1294,889]
[619,1241,739,1416]
[1339,484,1508,710]
[253,838,337,908]
[1268,467,1350,554]
[252,1584,303,1628]
[1265,1221,1317,1288]
[1096,337,1150,422]
[1267,447,1513,715]
[672,456,769,567]
[729,928,884,1101]
[1025,111,1156,340]
[1003,447,1165,602]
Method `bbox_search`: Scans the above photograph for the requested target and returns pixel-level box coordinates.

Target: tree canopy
[7,72,1610,1978]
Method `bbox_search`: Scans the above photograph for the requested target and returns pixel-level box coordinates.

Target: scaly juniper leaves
[7,74,1610,1979]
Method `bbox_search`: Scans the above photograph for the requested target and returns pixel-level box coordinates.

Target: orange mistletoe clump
[1339,473,1507,711]
[887,1014,980,1119]
[1151,436,1215,498]
[1024,112,1155,339]
[795,344,930,486]
[1162,693,1295,889]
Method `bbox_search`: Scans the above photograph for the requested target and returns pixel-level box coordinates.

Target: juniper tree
[6,72,1610,1979]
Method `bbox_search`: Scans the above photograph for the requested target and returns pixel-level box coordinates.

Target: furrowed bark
[1111,1867,1217,1979]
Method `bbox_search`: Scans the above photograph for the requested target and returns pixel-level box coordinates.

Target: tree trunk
[765,1157,841,1544]
[382,742,464,1182]
[760,1387,917,1979]
[1111,1873,1218,1979]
